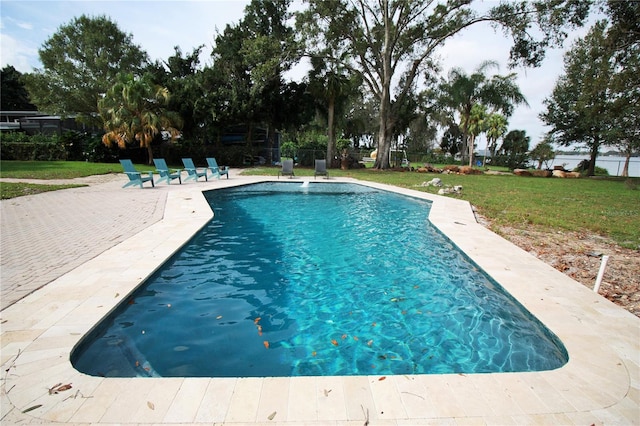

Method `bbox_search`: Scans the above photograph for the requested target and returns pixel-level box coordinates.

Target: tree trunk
[587,141,599,176]
[622,151,630,177]
[373,2,393,170]
[327,96,335,165]
[468,134,475,167]
[146,144,154,165]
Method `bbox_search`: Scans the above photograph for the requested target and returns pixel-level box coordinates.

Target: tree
[299,0,592,169]
[498,129,530,170]
[464,103,488,166]
[601,0,640,177]
[1,66,36,110]
[22,15,148,126]
[146,46,204,141]
[98,73,182,164]
[484,113,508,166]
[436,61,527,167]
[308,55,361,165]
[529,137,556,169]
[210,0,299,163]
[540,22,614,176]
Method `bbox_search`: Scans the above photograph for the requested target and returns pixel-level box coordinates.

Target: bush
[0,132,67,161]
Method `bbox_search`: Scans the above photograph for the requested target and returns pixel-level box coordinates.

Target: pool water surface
[72,182,567,377]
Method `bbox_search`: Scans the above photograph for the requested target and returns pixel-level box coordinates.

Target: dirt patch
[481,216,640,318]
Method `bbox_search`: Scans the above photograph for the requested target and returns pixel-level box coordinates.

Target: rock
[425,178,442,187]
[513,169,533,176]
[458,166,483,175]
[437,185,462,195]
[531,170,552,177]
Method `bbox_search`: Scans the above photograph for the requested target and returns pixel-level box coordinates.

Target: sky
[0,0,597,148]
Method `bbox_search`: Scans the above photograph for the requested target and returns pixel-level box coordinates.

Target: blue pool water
[72,182,567,377]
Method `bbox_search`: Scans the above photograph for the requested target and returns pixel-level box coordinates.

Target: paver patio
[1,172,638,425]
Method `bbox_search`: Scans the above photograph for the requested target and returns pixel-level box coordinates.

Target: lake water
[547,155,640,177]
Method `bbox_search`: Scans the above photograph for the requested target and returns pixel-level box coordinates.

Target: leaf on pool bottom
[331,339,338,346]
[254,317,261,324]
[311,351,317,357]
[263,341,270,349]
[367,340,373,346]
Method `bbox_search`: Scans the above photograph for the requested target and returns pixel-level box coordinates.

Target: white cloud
[0,33,38,73]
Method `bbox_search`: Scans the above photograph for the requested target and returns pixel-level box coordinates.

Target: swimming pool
[72,182,567,377]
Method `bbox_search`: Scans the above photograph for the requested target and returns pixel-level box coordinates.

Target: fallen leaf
[324,389,332,396]
[341,334,347,339]
[353,336,359,341]
[147,401,155,410]
[263,341,270,349]
[312,351,317,357]
[254,317,261,324]
[48,383,62,394]
[49,383,72,394]
[371,322,377,327]
[331,339,338,346]
[379,376,386,381]
[216,315,223,319]
[367,340,373,346]
[22,404,42,413]
[268,411,277,420]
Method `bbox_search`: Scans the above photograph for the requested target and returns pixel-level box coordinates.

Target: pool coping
[1,176,638,425]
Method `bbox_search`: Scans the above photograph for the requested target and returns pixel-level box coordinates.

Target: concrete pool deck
[1,172,638,425]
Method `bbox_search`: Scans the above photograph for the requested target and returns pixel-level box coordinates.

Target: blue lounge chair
[119,159,154,189]
[278,159,295,179]
[206,157,229,179]
[314,159,329,179]
[153,159,182,185]
[181,158,208,182]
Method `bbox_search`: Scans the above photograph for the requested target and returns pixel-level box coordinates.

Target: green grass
[2,161,638,248]
[0,160,143,199]
[0,160,123,179]
[244,165,640,249]
[0,182,86,199]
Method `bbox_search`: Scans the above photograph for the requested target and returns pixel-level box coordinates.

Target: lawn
[1,160,639,248]
[0,160,134,199]
[244,165,640,249]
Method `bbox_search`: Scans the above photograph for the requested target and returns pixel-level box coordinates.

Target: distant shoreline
[547,154,640,177]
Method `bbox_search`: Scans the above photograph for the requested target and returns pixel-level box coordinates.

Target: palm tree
[308,55,360,165]
[99,73,182,164]
[438,61,528,166]
[463,103,488,166]
[484,113,508,166]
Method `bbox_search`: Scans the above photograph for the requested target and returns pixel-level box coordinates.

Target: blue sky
[1,0,595,147]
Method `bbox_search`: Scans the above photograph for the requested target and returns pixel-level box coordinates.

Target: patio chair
[314,159,329,179]
[153,158,182,185]
[278,159,295,179]
[206,157,229,179]
[119,159,155,189]
[181,158,208,182]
